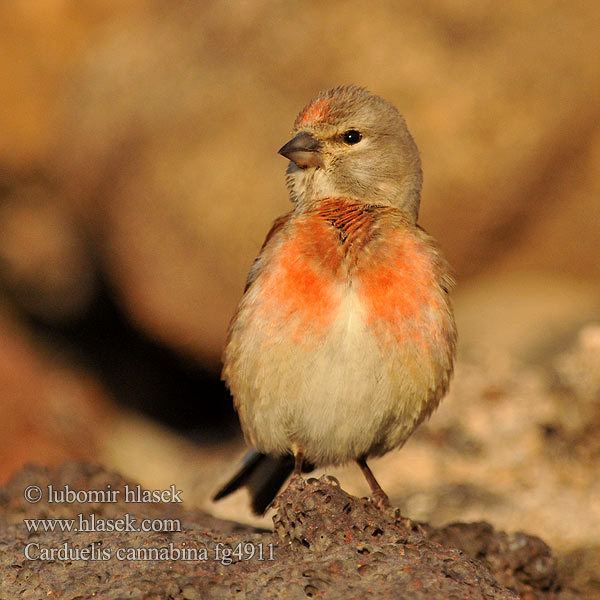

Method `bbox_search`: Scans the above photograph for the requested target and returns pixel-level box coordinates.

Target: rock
[0,463,578,599]
[0,315,114,482]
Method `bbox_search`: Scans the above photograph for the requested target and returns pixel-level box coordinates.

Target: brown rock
[3,463,577,599]
[0,314,113,482]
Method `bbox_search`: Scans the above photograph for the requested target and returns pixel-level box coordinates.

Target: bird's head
[279,85,422,221]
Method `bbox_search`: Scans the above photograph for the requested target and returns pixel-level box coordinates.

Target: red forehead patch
[294,97,330,127]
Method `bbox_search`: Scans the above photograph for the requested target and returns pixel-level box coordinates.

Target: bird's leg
[357,456,390,510]
[264,449,307,512]
[293,448,304,479]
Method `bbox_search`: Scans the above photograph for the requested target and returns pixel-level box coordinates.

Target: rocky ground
[0,463,580,599]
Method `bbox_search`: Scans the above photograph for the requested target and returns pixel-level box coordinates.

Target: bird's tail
[213,450,313,515]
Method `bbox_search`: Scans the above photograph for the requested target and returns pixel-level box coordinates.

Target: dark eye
[343,129,362,145]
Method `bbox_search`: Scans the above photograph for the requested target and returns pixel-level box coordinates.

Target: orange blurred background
[1,1,599,573]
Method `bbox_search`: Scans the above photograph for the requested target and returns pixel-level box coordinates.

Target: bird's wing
[243,210,293,293]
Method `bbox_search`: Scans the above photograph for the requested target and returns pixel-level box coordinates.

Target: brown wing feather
[243,211,293,293]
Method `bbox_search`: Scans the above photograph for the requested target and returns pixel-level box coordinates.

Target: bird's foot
[371,489,391,511]
[357,456,391,511]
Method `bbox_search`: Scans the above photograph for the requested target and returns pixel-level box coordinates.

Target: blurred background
[1,0,599,589]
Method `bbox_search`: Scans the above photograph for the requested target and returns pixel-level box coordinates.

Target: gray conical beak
[278,132,323,169]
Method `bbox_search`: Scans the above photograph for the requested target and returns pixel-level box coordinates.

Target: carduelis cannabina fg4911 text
[214,86,456,514]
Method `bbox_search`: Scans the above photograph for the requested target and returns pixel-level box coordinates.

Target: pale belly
[225,283,445,466]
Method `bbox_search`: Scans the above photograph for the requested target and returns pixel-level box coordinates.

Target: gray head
[279,85,422,221]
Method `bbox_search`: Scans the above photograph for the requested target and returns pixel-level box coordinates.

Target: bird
[213,85,456,514]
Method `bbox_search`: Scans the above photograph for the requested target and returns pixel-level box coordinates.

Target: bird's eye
[343,129,362,145]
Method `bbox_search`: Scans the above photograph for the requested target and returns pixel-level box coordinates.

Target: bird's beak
[278,132,323,169]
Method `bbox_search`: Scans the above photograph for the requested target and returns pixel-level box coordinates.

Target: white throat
[286,164,341,205]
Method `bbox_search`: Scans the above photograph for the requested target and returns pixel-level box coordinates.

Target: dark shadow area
[22,273,238,444]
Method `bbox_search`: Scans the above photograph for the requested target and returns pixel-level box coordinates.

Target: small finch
[214,86,456,514]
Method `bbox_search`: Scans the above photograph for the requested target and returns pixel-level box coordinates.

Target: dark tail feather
[213,450,313,515]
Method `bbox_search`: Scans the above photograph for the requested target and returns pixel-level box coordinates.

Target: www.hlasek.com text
[24,513,180,534]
